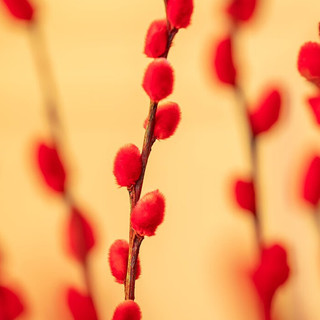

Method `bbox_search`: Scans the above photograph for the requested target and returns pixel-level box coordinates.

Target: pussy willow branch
[27,21,99,314]
[125,26,178,300]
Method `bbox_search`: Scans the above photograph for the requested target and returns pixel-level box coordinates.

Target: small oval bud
[302,155,320,206]
[307,95,320,125]
[67,287,98,320]
[234,179,256,214]
[142,58,174,102]
[249,89,282,136]
[144,19,168,58]
[2,0,35,21]
[112,301,141,320]
[298,42,320,87]
[67,207,96,262]
[113,144,142,187]
[108,239,141,284]
[0,286,24,319]
[131,190,165,237]
[226,0,257,22]
[166,0,194,29]
[144,102,181,139]
[213,36,237,86]
[36,142,66,193]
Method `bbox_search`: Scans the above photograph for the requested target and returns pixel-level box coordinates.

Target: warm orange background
[1,0,320,319]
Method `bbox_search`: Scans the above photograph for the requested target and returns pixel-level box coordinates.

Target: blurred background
[1,0,320,319]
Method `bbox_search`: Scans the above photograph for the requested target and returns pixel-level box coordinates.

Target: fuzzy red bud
[302,155,320,206]
[2,0,35,21]
[249,89,282,136]
[144,19,168,58]
[113,144,142,187]
[166,0,194,29]
[213,36,237,86]
[131,190,165,237]
[66,207,96,262]
[0,286,24,320]
[144,102,181,139]
[112,301,141,320]
[307,95,320,125]
[234,179,256,214]
[108,239,141,284]
[298,42,320,87]
[142,58,174,102]
[67,288,98,320]
[226,0,257,22]
[36,142,66,193]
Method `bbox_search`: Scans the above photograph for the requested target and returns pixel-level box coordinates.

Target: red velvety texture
[2,0,34,21]
[113,144,142,187]
[252,244,290,320]
[226,0,257,22]
[112,301,141,320]
[213,36,236,86]
[142,58,174,102]
[67,207,96,262]
[131,190,165,237]
[0,286,24,320]
[67,288,97,320]
[144,102,181,139]
[144,19,168,58]
[109,239,141,284]
[36,142,66,193]
[302,155,320,206]
[234,179,256,214]
[298,42,320,87]
[166,0,194,29]
[307,95,320,125]
[249,89,282,136]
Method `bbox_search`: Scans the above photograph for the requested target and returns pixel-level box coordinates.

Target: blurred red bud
[67,288,97,320]
[144,102,181,139]
[36,142,66,193]
[0,286,24,320]
[249,89,282,136]
[112,300,141,320]
[307,95,320,125]
[2,0,34,21]
[142,58,174,102]
[234,179,256,214]
[166,0,194,29]
[213,36,237,86]
[67,207,96,262]
[131,190,165,237]
[226,0,257,22]
[298,42,320,87]
[108,239,141,284]
[113,144,142,187]
[144,19,168,58]
[302,155,320,206]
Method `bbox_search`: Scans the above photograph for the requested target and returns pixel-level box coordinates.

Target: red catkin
[249,89,282,136]
[2,0,34,21]
[108,239,141,284]
[166,0,194,29]
[36,142,66,193]
[142,58,174,102]
[67,207,96,262]
[113,144,142,187]
[112,300,141,320]
[144,102,181,139]
[298,42,320,87]
[234,179,256,214]
[213,36,237,86]
[252,244,290,320]
[144,19,168,58]
[67,288,98,320]
[131,190,165,237]
[307,95,320,125]
[302,155,320,206]
[226,0,257,22]
[0,286,24,320]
